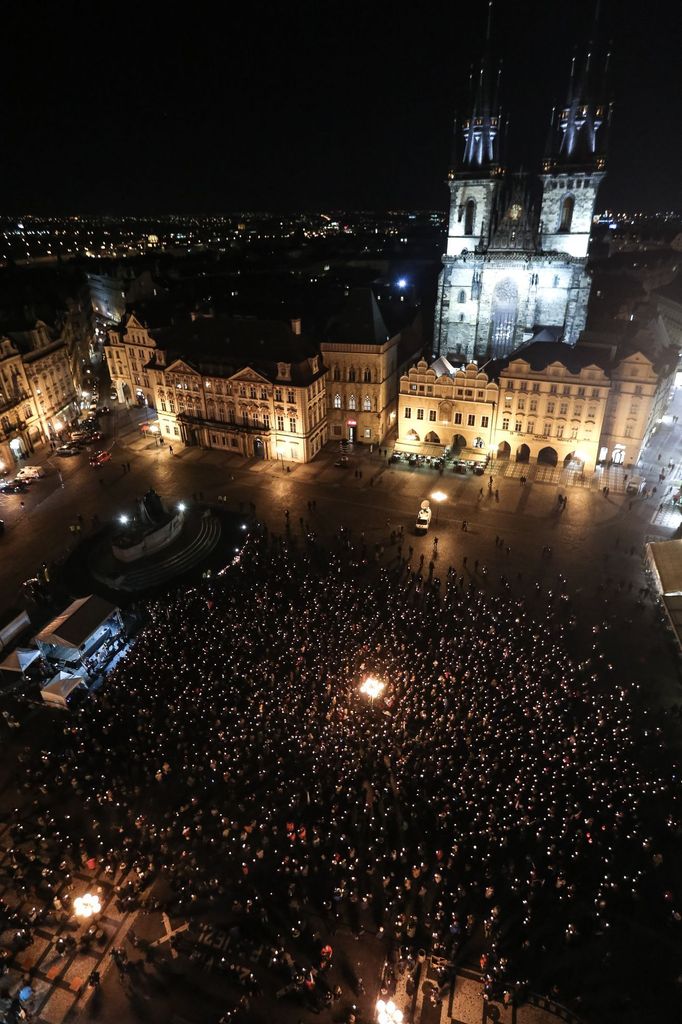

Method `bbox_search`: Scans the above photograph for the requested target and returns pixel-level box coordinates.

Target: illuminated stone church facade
[434,27,611,364]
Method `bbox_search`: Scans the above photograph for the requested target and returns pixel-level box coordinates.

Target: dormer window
[277,362,291,381]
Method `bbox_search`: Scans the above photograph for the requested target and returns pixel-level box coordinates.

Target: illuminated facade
[434,30,610,362]
[0,323,79,469]
[321,288,422,444]
[399,323,676,474]
[106,313,327,462]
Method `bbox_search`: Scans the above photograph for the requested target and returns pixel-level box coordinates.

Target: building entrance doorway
[253,438,265,459]
[347,421,357,442]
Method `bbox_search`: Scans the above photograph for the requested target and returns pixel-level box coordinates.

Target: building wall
[105,315,158,407]
[397,361,498,452]
[539,172,605,259]
[493,357,609,473]
[0,331,78,468]
[106,317,327,463]
[600,352,669,466]
[435,257,582,361]
[321,339,398,443]
[445,179,498,256]
[155,361,327,463]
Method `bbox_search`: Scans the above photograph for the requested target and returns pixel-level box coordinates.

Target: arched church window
[559,195,574,233]
[332,366,340,381]
[333,393,341,409]
[362,395,371,411]
[348,394,357,410]
[489,278,519,359]
[464,199,476,236]
[348,367,356,382]
[458,290,467,304]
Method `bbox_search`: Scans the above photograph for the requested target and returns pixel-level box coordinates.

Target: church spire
[543,13,611,174]
[455,0,503,178]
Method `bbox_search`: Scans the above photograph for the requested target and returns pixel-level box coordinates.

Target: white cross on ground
[150,912,189,958]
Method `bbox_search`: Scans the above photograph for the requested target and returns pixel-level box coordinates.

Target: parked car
[15,466,45,481]
[0,479,30,493]
[55,444,80,457]
[89,450,112,467]
[415,500,432,534]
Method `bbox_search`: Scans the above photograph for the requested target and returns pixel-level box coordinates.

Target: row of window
[405,407,489,428]
[501,418,580,440]
[332,367,373,383]
[507,397,599,418]
[507,382,607,397]
[333,394,374,411]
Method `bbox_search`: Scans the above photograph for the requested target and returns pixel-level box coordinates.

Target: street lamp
[119,514,129,525]
[177,502,187,513]
[431,490,446,525]
[277,444,286,472]
[376,999,403,1024]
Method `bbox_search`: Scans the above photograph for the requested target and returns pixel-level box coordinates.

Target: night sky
[3,0,680,215]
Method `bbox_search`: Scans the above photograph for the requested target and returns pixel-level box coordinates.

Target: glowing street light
[431,489,446,525]
[277,444,287,472]
[360,677,385,704]
[376,999,403,1024]
[177,502,187,513]
[73,893,101,920]
[119,514,129,525]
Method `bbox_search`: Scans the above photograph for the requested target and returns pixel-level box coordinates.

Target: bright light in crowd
[376,999,403,1024]
[431,490,446,503]
[177,502,187,512]
[54,420,63,432]
[396,278,407,289]
[360,677,385,701]
[73,893,101,919]
[119,514,129,525]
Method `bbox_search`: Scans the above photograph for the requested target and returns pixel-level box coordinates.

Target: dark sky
[3,0,680,215]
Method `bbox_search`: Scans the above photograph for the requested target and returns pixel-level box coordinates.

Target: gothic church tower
[434,7,611,363]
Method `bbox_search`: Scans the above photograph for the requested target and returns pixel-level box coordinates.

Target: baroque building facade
[105,313,327,463]
[0,321,79,470]
[398,320,677,474]
[434,30,610,364]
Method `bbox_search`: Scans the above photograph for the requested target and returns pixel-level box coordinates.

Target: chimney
[290,317,302,336]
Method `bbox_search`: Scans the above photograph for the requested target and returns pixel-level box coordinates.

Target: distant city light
[119,514,129,525]
[397,278,407,289]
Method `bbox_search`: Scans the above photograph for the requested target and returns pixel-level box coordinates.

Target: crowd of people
[4,525,682,1020]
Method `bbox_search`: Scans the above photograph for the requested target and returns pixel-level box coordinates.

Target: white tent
[0,647,41,676]
[34,595,117,652]
[41,672,87,709]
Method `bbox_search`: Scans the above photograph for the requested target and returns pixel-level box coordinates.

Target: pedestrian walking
[461,520,468,531]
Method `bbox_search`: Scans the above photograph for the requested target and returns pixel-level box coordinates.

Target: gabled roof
[324,288,390,346]
[34,595,117,650]
[490,340,611,378]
